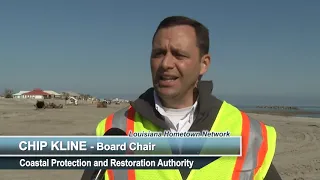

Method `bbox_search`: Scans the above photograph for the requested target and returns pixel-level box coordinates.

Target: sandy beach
[0,98,319,180]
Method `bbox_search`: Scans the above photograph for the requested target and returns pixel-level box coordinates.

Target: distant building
[22,88,50,99]
[63,91,81,99]
[111,98,119,102]
[44,90,62,99]
[13,91,30,99]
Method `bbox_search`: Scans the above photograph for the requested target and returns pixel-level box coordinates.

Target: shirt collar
[153,90,198,117]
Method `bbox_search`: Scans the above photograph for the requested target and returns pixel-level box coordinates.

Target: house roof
[44,90,61,96]
[23,88,50,96]
[13,91,30,96]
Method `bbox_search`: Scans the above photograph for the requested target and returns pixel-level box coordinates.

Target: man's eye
[174,54,186,59]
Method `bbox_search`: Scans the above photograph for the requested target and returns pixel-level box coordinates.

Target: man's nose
[160,52,175,70]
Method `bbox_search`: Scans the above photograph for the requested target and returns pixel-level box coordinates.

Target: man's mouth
[159,75,178,81]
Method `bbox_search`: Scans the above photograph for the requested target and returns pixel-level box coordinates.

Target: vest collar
[130,81,223,130]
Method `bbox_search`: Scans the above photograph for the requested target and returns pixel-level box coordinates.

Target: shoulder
[220,101,241,114]
[222,101,277,130]
[221,101,277,147]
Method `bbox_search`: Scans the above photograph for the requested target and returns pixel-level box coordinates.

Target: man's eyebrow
[151,46,189,56]
[152,47,165,52]
[171,47,189,55]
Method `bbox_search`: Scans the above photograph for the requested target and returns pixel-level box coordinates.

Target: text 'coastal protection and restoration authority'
[19,158,195,169]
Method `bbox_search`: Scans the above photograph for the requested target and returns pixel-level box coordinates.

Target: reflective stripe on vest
[104,106,135,180]
[232,112,268,179]
[104,105,135,135]
[101,103,274,180]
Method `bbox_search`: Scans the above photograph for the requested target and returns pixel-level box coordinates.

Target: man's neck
[158,89,198,109]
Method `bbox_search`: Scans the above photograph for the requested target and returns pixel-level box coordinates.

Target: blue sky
[0,0,319,104]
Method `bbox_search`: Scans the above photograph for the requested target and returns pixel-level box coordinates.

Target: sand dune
[0,98,319,180]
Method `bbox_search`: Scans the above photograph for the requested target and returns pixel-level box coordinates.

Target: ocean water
[220,95,320,118]
[238,106,320,118]
[295,114,320,118]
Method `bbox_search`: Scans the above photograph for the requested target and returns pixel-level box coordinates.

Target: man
[81,16,282,180]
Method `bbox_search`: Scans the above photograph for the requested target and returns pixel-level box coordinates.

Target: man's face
[150,25,209,99]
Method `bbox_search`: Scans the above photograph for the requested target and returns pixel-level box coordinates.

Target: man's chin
[154,87,178,99]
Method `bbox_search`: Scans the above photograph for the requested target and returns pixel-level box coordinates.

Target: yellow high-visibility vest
[96,101,277,180]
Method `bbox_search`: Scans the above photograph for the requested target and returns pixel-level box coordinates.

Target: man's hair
[152,16,210,57]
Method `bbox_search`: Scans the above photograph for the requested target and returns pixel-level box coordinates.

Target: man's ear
[200,54,211,76]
